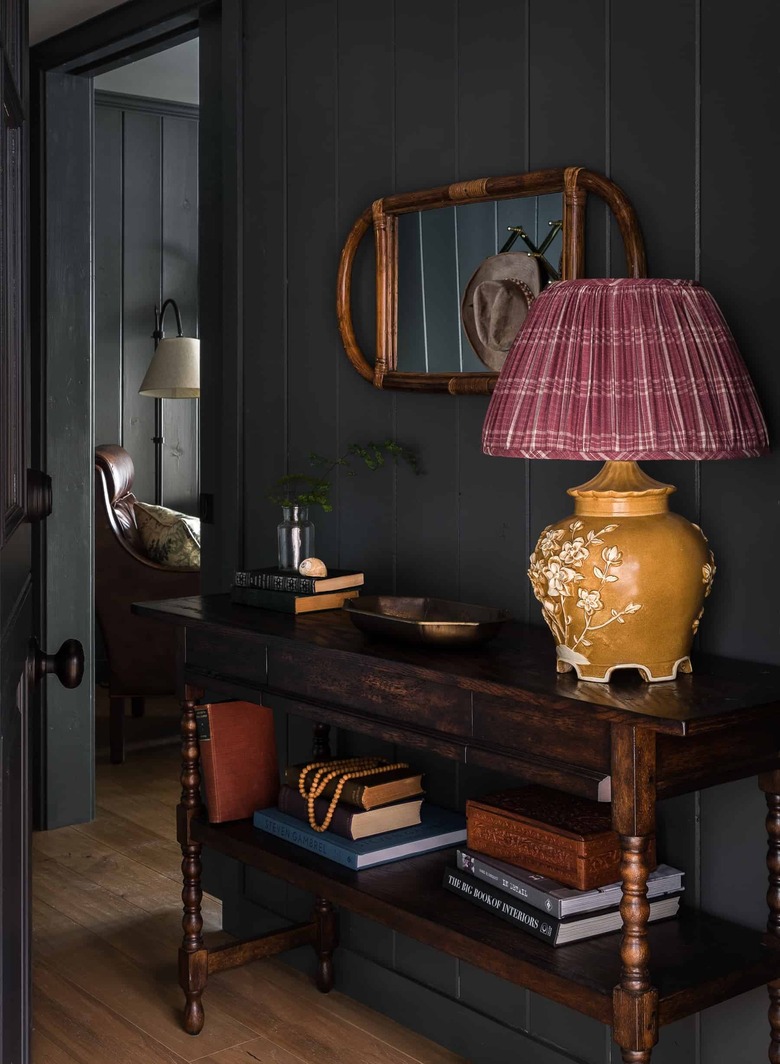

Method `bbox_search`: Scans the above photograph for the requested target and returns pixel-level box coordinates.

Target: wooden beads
[298,757,410,832]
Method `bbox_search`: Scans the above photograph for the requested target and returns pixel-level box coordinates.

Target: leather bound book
[466,785,657,891]
[196,701,279,823]
[277,785,423,839]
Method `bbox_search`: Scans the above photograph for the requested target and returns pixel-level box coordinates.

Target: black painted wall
[199,2,780,1060]
[94,90,199,514]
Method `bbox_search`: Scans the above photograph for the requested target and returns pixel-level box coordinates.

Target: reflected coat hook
[500,220,563,281]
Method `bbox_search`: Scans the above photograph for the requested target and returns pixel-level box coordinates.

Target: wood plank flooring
[32,735,464,1064]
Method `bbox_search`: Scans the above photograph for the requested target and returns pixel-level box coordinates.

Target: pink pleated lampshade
[482,278,769,461]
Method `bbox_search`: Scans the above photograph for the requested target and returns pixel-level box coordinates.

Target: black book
[442,867,681,946]
[234,566,364,594]
[231,585,360,614]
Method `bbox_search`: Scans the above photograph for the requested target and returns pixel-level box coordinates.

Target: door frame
[29,0,237,827]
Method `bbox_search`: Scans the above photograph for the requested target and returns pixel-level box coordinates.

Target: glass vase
[277,505,314,572]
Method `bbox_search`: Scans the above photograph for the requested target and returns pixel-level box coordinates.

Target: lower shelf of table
[192,817,780,1027]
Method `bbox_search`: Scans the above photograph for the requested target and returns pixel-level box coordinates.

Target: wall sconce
[139,297,200,505]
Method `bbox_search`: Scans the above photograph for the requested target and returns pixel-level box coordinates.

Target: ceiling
[29,0,129,45]
[29,1,199,106]
[94,38,199,105]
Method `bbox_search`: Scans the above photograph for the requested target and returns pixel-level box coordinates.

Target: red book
[195,701,279,822]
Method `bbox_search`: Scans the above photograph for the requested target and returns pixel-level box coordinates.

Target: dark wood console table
[134,593,780,1063]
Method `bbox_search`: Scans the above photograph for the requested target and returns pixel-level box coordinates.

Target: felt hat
[461,253,542,371]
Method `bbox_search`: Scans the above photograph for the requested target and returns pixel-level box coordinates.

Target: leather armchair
[95,445,200,763]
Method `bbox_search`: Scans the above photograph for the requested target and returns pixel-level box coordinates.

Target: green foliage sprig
[268,440,421,513]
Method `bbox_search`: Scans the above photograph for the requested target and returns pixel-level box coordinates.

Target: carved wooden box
[466,785,656,890]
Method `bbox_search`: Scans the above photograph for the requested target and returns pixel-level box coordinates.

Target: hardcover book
[457,849,684,919]
[234,566,365,595]
[284,763,425,810]
[231,585,360,614]
[443,867,680,946]
[277,785,423,840]
[196,701,279,823]
[466,785,657,891]
[253,804,466,869]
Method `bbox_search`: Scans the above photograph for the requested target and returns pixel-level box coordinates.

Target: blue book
[253,804,466,870]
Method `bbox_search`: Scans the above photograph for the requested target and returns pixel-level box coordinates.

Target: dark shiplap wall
[200,2,780,1061]
[94,91,199,513]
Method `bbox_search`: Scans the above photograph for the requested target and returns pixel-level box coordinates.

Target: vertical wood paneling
[198,2,223,592]
[94,96,199,515]
[525,0,608,629]
[217,0,244,583]
[396,213,427,373]
[334,0,396,588]
[394,0,459,601]
[419,208,459,372]
[611,0,699,536]
[121,109,161,504]
[161,114,199,513]
[456,0,530,617]
[241,0,287,571]
[93,105,123,448]
[283,0,340,566]
[698,2,780,665]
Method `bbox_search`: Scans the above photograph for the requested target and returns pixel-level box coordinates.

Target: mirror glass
[396,193,563,374]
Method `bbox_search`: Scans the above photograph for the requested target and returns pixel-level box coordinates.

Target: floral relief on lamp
[482,278,767,683]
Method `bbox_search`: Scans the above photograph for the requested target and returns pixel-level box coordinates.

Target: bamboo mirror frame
[337,166,647,395]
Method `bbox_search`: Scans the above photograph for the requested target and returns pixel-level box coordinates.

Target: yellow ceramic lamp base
[529,461,715,683]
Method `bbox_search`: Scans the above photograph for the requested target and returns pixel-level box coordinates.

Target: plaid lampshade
[482,278,769,461]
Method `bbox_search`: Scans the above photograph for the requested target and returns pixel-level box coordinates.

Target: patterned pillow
[134,502,201,570]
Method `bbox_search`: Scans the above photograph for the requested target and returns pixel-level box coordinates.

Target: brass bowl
[343,596,510,646]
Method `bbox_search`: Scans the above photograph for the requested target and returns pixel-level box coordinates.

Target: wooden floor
[32,733,464,1064]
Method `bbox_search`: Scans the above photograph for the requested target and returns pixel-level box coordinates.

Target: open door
[33,66,94,829]
[1,2,85,1061]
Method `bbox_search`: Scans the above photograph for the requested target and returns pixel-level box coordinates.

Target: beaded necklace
[298,757,410,832]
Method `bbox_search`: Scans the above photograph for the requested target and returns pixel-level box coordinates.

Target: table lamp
[482,278,768,683]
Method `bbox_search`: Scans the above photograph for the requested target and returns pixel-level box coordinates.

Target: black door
[1,4,84,1061]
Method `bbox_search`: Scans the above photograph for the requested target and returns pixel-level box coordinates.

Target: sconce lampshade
[139,336,200,398]
[482,278,769,684]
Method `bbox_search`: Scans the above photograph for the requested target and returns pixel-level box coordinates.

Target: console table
[134,593,780,1063]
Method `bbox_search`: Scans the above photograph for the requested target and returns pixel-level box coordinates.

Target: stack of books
[442,785,683,946]
[232,566,364,613]
[253,761,467,869]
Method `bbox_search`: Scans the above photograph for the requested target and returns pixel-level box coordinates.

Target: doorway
[30,0,221,830]
[91,39,201,760]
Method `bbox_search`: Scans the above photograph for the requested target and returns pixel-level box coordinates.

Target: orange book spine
[196,701,279,823]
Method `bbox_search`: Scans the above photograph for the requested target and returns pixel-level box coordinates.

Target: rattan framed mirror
[337,166,646,395]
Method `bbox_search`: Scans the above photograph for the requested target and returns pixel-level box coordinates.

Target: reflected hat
[461,253,542,371]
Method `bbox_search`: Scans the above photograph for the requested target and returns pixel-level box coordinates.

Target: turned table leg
[313,896,338,992]
[611,725,658,1064]
[759,771,780,1063]
[177,689,208,1034]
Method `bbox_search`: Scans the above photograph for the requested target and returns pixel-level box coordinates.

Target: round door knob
[26,469,53,522]
[31,638,84,689]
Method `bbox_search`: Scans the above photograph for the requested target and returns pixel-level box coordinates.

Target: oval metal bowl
[343,595,510,647]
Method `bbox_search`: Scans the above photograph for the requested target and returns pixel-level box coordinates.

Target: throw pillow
[134,501,201,569]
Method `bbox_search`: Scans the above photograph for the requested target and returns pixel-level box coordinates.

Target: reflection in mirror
[397,194,563,374]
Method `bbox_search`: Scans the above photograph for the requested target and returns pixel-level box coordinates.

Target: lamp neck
[152,298,184,346]
[568,460,675,517]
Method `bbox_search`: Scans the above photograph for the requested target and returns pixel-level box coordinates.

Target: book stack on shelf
[232,566,364,613]
[253,759,467,869]
[442,785,684,946]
